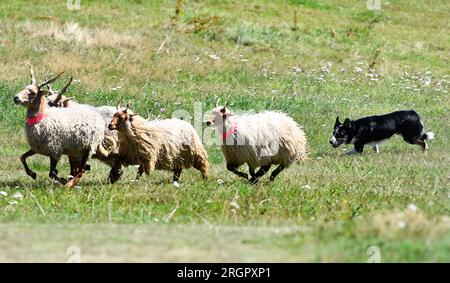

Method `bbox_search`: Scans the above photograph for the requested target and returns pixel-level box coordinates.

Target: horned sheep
[13,65,110,188]
[46,77,121,180]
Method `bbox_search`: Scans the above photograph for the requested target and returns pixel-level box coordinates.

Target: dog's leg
[416,140,427,152]
[372,144,380,154]
[345,142,364,156]
[344,148,358,155]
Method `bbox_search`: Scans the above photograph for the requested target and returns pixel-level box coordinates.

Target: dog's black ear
[334,116,341,127]
[343,118,351,128]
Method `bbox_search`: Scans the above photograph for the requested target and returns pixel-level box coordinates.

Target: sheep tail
[97,135,117,157]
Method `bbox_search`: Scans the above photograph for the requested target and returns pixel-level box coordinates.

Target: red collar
[26,113,45,126]
[222,122,237,139]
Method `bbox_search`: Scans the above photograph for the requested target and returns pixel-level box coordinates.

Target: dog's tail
[420,132,435,141]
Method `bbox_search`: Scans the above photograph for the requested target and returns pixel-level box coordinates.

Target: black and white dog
[329,110,434,154]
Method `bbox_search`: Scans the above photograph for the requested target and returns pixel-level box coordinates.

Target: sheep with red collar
[206,104,307,184]
[13,65,110,188]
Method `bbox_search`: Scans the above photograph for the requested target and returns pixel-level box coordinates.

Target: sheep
[206,103,307,183]
[13,64,110,188]
[107,105,209,185]
[45,78,122,181]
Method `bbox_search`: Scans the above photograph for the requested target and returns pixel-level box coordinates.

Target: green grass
[0,0,449,262]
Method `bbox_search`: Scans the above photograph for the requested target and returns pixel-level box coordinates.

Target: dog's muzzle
[329,136,339,148]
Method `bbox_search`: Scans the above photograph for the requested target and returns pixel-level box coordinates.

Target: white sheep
[46,79,122,180]
[108,106,209,185]
[13,65,110,188]
[206,104,307,183]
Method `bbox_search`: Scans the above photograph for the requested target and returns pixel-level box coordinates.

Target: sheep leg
[49,157,67,185]
[193,158,208,179]
[269,165,285,182]
[226,163,248,180]
[66,151,89,188]
[20,149,37,180]
[250,165,271,184]
[173,168,182,182]
[134,165,145,181]
[108,159,124,184]
[68,156,78,177]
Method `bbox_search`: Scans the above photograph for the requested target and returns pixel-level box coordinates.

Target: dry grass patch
[21,21,139,49]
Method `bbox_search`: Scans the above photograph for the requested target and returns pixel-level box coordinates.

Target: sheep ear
[334,116,341,127]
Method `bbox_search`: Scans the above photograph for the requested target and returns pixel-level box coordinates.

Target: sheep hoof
[172,181,180,188]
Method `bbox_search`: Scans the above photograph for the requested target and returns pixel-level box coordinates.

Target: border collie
[329,110,434,154]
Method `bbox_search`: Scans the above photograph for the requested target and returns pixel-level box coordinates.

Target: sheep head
[47,76,74,107]
[13,64,64,108]
[206,104,231,127]
[108,104,137,130]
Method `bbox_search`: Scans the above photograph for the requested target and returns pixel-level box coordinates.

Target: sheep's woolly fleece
[25,104,107,160]
[115,112,208,177]
[212,109,307,170]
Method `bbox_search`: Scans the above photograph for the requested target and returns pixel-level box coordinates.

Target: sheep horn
[38,71,64,89]
[58,76,73,96]
[215,98,220,107]
[45,77,55,95]
[28,63,36,85]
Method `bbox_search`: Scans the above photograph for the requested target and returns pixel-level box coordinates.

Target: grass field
[0,0,449,262]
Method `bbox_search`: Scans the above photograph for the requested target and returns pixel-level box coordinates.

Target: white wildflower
[208,54,219,60]
[354,67,363,74]
[407,204,417,212]
[12,192,23,200]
